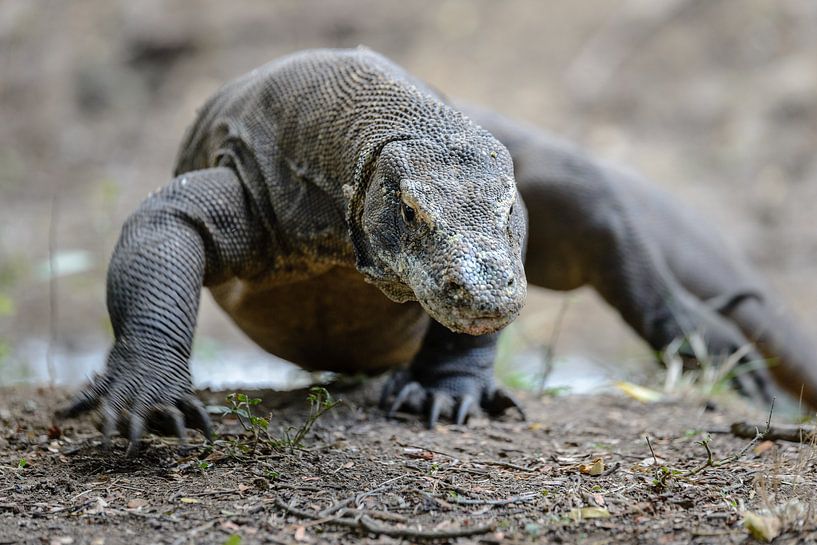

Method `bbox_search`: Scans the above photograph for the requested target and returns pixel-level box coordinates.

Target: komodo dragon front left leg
[380,322,524,427]
[465,105,817,406]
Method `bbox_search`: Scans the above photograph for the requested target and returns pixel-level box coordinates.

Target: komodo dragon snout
[360,136,527,335]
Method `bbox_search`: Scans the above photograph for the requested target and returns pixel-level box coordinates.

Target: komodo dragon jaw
[358,136,527,335]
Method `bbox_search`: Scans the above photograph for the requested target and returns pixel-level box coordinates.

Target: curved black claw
[388,381,426,418]
[56,370,213,455]
[729,355,775,406]
[482,387,527,421]
[380,371,526,429]
[454,394,475,426]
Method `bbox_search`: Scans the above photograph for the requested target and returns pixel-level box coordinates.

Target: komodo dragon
[58,47,817,453]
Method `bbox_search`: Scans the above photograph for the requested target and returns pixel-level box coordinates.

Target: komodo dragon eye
[400,201,416,224]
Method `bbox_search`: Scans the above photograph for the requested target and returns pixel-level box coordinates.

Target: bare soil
[1,383,815,544]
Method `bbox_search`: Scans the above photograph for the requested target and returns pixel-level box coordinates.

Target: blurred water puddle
[503,348,614,396]
[35,250,95,280]
[1,338,315,391]
[1,339,612,395]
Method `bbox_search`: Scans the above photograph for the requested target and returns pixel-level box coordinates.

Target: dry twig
[730,422,815,443]
[274,496,495,539]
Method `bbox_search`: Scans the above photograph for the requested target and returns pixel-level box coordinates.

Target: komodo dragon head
[355,131,527,336]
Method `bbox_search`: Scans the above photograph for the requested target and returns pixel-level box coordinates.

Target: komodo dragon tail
[460,103,817,410]
[714,281,817,408]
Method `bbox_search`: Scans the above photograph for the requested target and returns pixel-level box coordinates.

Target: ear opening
[345,134,414,279]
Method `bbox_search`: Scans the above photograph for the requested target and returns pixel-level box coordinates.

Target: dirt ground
[3,1,817,544]
[1,384,815,545]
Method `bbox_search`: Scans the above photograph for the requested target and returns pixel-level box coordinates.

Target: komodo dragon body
[61,48,817,451]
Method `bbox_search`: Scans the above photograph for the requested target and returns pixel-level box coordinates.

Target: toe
[180,396,213,442]
[379,370,409,410]
[165,405,188,450]
[100,398,117,449]
[426,391,451,429]
[388,382,425,418]
[125,400,149,457]
[483,388,526,420]
[56,376,109,418]
[455,394,476,425]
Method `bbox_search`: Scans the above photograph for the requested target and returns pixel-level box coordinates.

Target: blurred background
[1,0,815,394]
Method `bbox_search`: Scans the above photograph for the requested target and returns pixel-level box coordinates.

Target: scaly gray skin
[59,48,816,454]
[461,104,817,407]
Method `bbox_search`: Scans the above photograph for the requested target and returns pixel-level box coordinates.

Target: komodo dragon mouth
[448,313,516,336]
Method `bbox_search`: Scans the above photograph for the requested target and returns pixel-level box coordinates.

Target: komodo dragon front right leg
[58,167,271,454]
[465,106,817,407]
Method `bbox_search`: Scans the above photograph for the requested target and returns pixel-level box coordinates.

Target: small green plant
[224,393,270,447]
[221,387,340,453]
[645,401,776,490]
[17,458,28,469]
[651,464,683,489]
[280,386,341,449]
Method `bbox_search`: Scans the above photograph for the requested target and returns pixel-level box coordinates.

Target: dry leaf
[221,520,241,531]
[47,425,62,440]
[294,525,307,542]
[126,498,148,509]
[614,381,663,403]
[579,458,605,476]
[403,448,434,460]
[568,507,611,522]
[753,440,775,456]
[744,512,781,542]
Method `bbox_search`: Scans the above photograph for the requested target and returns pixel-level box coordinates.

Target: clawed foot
[55,371,212,457]
[671,335,774,405]
[379,369,525,428]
